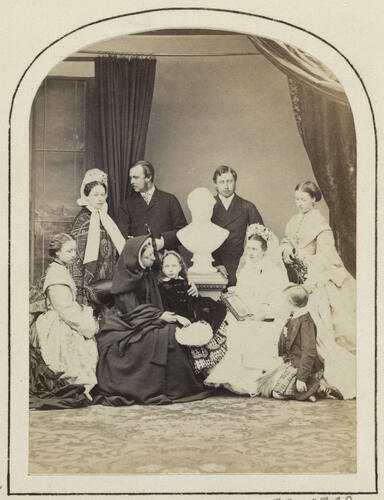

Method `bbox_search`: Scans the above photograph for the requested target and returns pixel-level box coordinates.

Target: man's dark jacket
[117,188,187,250]
[211,193,263,286]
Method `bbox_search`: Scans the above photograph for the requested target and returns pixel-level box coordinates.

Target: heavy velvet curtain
[94,56,157,219]
[288,78,356,276]
[249,36,356,276]
[248,36,348,105]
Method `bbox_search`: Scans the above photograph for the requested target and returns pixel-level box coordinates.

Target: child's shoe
[272,390,286,400]
[318,379,344,400]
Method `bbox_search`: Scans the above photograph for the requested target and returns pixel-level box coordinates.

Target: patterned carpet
[29,393,356,475]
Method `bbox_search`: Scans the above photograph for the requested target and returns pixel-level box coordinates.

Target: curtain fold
[94,56,156,219]
[249,36,356,277]
[248,36,348,105]
[289,79,356,276]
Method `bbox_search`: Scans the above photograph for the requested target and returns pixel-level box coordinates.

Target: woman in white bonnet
[70,169,125,306]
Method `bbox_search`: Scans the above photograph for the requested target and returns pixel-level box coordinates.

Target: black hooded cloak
[92,236,210,405]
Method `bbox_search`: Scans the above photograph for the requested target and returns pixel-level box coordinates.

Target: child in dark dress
[158,251,224,346]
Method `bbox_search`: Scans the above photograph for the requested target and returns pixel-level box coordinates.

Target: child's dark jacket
[278,312,323,382]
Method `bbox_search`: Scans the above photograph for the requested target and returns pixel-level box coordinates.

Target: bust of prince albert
[177,187,229,274]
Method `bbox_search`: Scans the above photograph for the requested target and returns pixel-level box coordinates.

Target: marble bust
[177,187,229,274]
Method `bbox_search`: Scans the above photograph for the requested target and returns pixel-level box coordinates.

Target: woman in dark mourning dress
[92,235,211,405]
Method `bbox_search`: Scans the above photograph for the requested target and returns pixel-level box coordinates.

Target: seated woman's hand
[187,281,199,297]
[303,276,316,293]
[79,323,98,339]
[249,305,267,321]
[282,246,295,264]
[155,237,165,251]
[160,311,177,323]
[216,265,228,279]
[296,379,307,393]
[301,255,312,266]
[251,311,266,321]
[314,274,329,287]
[177,315,192,327]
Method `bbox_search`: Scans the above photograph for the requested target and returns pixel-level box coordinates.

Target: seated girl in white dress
[34,233,99,398]
[204,224,289,395]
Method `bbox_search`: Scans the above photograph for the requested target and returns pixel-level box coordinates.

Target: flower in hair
[246,223,274,242]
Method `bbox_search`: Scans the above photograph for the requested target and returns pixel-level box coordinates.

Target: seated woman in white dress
[281,181,356,399]
[34,233,99,398]
[204,224,289,396]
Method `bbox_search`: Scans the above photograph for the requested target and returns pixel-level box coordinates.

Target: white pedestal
[189,251,216,275]
[188,270,228,300]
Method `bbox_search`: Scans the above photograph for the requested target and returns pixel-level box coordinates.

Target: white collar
[141,185,155,198]
[219,193,234,210]
[162,276,185,281]
[291,307,309,319]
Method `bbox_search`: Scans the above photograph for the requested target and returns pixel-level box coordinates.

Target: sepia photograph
[28,26,357,474]
[3,1,381,497]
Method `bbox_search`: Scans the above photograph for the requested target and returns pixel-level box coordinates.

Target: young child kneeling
[257,285,332,402]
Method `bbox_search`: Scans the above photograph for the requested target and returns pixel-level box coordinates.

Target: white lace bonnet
[77,169,108,206]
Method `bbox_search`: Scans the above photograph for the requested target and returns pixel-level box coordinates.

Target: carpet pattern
[29,395,356,475]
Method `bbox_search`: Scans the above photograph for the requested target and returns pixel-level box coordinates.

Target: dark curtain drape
[248,36,348,105]
[248,36,356,277]
[288,79,356,276]
[93,56,156,219]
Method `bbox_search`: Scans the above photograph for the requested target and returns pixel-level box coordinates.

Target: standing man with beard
[117,160,187,252]
[211,165,263,286]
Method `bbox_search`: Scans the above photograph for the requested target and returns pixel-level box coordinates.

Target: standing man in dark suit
[117,160,187,251]
[211,165,263,286]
